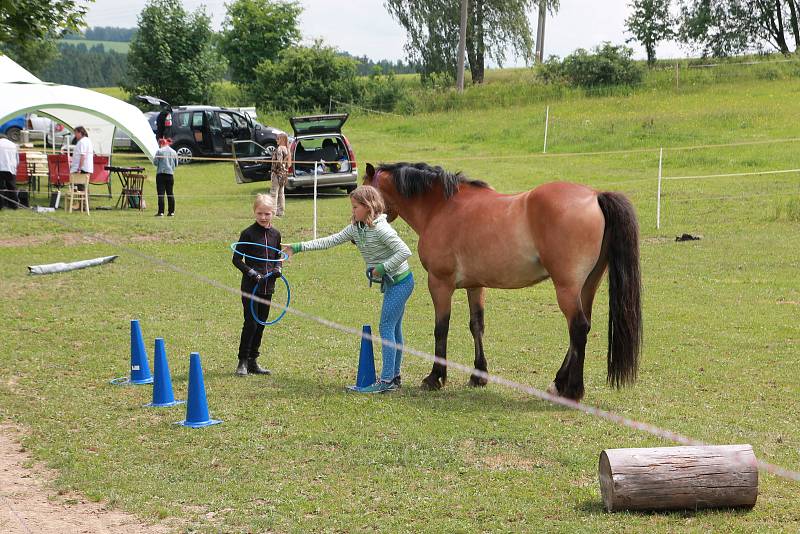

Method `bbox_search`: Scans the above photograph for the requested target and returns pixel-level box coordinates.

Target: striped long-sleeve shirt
[298,214,411,278]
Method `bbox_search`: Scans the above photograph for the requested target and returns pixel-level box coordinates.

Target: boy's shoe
[391,375,401,388]
[356,381,397,393]
[247,358,271,375]
[235,359,248,376]
[167,212,174,217]
[155,213,164,217]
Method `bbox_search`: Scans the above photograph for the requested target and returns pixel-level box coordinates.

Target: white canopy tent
[0,55,157,161]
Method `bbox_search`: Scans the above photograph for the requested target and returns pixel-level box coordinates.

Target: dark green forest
[42,42,128,87]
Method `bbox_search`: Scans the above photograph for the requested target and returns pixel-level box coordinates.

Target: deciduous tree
[678,0,800,56]
[125,0,225,104]
[385,0,559,85]
[0,0,89,73]
[219,0,302,88]
[625,0,675,66]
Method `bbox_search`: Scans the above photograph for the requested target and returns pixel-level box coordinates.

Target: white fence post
[543,105,549,153]
[657,147,663,230]
[313,162,318,239]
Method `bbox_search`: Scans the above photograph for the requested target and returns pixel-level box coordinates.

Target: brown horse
[363,162,642,401]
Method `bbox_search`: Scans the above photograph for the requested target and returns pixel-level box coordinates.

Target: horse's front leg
[467,287,488,387]
[422,275,454,390]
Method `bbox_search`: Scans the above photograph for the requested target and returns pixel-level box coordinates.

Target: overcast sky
[81,0,687,63]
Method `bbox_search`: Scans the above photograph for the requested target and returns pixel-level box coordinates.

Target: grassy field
[59,39,130,53]
[2,71,799,532]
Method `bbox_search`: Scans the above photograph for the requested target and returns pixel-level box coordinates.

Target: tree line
[64,26,138,42]
[2,0,799,115]
[42,43,128,87]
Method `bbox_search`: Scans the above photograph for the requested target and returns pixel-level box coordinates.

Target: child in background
[283,185,414,393]
[232,194,282,376]
[154,137,178,216]
[270,133,290,217]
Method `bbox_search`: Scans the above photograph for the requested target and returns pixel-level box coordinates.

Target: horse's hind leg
[548,284,589,401]
[467,287,488,386]
[422,275,454,390]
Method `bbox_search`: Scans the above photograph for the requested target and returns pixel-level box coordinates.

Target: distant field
[91,86,129,101]
[59,39,129,53]
[2,67,799,532]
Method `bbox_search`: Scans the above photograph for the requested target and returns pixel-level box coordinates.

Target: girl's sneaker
[357,381,397,393]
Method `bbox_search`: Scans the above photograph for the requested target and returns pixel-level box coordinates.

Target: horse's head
[364,163,400,222]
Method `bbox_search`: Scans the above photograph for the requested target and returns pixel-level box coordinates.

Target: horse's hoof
[469,374,488,387]
[420,375,442,390]
[546,381,560,397]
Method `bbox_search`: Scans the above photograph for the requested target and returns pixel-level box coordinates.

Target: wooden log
[598,445,758,512]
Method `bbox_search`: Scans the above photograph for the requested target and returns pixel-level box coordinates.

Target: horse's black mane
[377,162,491,199]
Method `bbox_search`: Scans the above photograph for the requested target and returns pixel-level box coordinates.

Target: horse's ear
[365,163,375,183]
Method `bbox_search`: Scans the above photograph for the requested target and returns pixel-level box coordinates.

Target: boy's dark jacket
[232,223,282,295]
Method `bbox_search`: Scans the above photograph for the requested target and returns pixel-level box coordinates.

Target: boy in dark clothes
[232,194,282,376]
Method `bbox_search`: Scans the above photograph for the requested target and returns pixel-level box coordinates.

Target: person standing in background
[0,134,19,210]
[69,126,93,191]
[270,133,290,217]
[154,137,178,216]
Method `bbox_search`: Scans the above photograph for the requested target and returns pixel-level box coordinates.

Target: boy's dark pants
[238,294,272,361]
[156,173,175,214]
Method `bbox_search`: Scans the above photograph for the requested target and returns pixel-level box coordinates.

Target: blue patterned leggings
[378,273,415,382]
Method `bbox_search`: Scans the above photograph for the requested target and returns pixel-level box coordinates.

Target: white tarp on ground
[28,255,118,275]
[0,55,156,161]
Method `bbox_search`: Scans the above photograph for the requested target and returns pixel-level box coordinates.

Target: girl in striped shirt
[284,185,415,393]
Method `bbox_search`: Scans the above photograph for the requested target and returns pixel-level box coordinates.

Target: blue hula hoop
[230,241,288,263]
[250,272,291,326]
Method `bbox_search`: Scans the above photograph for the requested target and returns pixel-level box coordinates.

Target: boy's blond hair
[350,185,385,226]
[253,193,275,211]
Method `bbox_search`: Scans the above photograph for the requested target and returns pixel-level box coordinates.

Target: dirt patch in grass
[0,423,174,533]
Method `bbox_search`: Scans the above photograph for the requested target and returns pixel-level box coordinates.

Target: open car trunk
[289,114,348,136]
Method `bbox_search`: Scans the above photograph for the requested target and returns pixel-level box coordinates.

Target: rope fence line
[97,135,800,165]
[7,193,800,484]
[663,168,800,181]
[330,98,403,117]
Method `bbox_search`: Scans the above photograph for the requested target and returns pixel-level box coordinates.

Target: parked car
[0,115,26,142]
[232,113,357,193]
[112,111,158,150]
[137,96,286,164]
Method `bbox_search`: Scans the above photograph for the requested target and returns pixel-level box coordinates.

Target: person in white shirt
[69,126,93,191]
[0,134,19,210]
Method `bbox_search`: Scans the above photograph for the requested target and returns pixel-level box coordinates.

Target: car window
[191,112,203,128]
[173,111,190,128]
[218,112,234,130]
[231,113,248,129]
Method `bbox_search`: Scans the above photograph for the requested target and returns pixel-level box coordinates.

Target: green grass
[2,71,800,532]
[59,39,130,53]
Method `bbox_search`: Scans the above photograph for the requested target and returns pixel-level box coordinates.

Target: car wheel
[262,142,277,159]
[343,185,356,193]
[173,144,195,164]
[6,127,22,143]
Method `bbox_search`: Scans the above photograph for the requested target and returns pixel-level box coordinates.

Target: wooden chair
[121,172,146,210]
[65,173,90,214]
[25,152,47,193]
[15,152,31,191]
[47,153,71,193]
[90,155,112,198]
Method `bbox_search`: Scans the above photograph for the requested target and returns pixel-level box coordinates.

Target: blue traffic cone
[177,352,222,428]
[347,325,376,390]
[111,319,153,385]
[145,338,185,407]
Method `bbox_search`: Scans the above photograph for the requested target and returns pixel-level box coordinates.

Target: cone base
[145,399,185,408]
[110,376,154,385]
[176,418,222,428]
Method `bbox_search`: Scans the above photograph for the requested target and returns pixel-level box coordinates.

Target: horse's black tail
[597,192,642,388]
